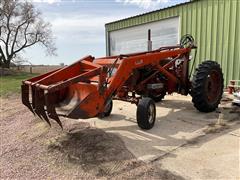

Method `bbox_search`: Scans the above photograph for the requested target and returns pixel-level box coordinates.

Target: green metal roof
[105,0,194,26]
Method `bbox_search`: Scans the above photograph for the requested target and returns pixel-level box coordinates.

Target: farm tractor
[21,35,224,129]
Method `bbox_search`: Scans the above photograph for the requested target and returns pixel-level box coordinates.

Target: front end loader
[21,35,224,129]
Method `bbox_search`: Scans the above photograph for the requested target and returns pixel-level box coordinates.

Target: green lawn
[0,72,38,97]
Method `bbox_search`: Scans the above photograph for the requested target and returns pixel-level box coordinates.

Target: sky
[24,0,189,65]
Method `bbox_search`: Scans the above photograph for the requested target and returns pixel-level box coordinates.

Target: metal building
[105,0,240,86]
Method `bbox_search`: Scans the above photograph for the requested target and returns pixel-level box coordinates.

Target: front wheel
[191,60,224,112]
[149,91,166,102]
[98,100,113,118]
[137,98,156,130]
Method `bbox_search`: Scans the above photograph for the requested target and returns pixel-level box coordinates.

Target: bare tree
[0,0,56,68]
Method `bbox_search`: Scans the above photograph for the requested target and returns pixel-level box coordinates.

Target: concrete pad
[229,129,240,137]
[159,129,240,179]
[83,94,239,162]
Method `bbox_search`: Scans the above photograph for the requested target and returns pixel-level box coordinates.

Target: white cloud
[49,14,130,44]
[116,0,170,9]
[52,15,119,31]
[31,0,61,4]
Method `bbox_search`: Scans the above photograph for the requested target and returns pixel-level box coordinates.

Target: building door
[109,16,180,56]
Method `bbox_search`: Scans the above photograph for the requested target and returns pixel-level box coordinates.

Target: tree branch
[11,20,30,55]
[0,45,7,62]
[5,9,13,59]
[13,30,39,54]
[0,37,7,44]
[12,22,31,54]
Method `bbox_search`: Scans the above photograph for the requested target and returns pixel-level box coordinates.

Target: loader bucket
[55,83,105,119]
[21,56,107,128]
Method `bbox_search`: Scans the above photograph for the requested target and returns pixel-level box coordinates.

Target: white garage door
[109,16,180,56]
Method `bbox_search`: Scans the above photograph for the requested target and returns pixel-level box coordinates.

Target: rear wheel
[191,60,223,112]
[137,98,156,130]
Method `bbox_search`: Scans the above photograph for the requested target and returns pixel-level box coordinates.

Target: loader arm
[104,47,190,98]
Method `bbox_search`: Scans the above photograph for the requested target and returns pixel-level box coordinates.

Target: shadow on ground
[48,128,138,176]
[47,127,185,179]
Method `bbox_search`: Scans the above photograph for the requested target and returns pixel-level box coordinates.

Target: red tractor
[21,35,224,129]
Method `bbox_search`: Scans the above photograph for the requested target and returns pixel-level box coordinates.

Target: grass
[0,72,39,97]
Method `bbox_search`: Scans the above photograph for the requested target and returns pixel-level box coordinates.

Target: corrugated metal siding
[105,0,240,86]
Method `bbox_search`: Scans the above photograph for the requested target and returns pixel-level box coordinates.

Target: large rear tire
[191,60,224,112]
[137,98,156,130]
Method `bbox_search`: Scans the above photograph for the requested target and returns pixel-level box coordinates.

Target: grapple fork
[45,92,63,129]
[21,55,105,128]
[34,88,51,126]
[21,84,34,114]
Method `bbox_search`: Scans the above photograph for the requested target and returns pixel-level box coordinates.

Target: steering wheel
[180,34,195,48]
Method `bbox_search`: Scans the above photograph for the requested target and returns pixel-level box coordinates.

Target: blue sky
[24,0,188,65]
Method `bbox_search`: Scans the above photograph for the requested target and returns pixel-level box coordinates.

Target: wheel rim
[148,104,155,124]
[206,70,222,104]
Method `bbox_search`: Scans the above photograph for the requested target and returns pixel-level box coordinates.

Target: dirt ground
[0,95,185,179]
[0,94,239,179]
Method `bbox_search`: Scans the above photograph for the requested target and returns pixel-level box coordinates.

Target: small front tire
[137,98,156,130]
[98,100,113,118]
